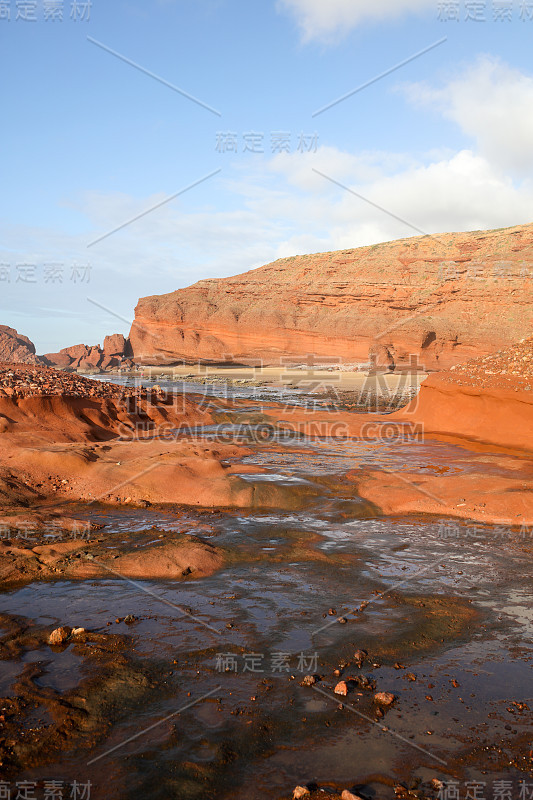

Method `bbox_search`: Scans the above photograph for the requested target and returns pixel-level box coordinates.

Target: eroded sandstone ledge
[129,222,533,369]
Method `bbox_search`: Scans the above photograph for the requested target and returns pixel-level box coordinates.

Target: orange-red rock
[42,351,72,368]
[48,626,71,645]
[0,326,37,364]
[394,337,533,451]
[374,692,395,706]
[129,223,533,369]
[43,337,131,371]
[103,333,128,357]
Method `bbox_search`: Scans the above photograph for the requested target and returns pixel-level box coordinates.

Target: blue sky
[1,0,533,352]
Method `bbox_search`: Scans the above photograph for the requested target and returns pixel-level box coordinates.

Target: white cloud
[5,58,533,352]
[258,147,533,253]
[402,56,533,174]
[278,0,435,41]
[5,138,533,353]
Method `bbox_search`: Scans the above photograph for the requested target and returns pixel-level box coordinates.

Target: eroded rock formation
[0,325,37,364]
[42,334,132,372]
[129,223,533,369]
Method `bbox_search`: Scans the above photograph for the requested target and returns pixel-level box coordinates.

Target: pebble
[71,627,85,636]
[48,626,72,645]
[0,364,143,401]
[293,787,310,799]
[351,674,374,690]
[334,681,350,696]
[342,791,364,800]
[300,675,316,686]
[353,649,367,667]
[374,691,395,707]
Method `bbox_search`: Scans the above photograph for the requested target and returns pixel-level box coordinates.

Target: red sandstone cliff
[0,326,38,364]
[129,223,533,369]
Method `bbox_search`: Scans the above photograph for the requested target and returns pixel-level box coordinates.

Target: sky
[1,0,533,353]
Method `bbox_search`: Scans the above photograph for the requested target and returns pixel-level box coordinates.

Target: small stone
[351,674,374,690]
[71,627,85,636]
[124,614,136,624]
[293,787,310,799]
[328,608,336,616]
[342,791,364,800]
[334,680,350,696]
[406,673,417,682]
[374,691,395,707]
[431,779,444,790]
[48,626,71,645]
[338,617,347,624]
[301,675,316,686]
[353,649,367,667]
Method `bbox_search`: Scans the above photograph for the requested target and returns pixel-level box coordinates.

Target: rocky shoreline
[0,337,532,796]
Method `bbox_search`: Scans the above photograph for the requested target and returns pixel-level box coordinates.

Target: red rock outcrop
[42,344,95,370]
[103,333,127,356]
[0,363,300,519]
[42,335,131,372]
[129,223,533,369]
[0,326,37,364]
[256,338,533,524]
[394,335,533,452]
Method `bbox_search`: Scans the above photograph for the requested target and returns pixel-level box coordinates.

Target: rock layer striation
[129,223,533,369]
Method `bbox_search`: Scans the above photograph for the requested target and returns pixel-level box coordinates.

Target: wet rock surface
[0,361,531,799]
